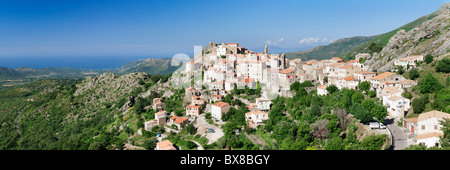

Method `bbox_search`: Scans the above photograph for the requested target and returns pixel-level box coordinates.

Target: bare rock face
[365,3,450,71]
[73,72,150,110]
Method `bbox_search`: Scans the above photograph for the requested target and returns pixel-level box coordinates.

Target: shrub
[368,90,376,98]
[418,74,443,93]
[368,42,383,53]
[412,96,429,114]
[326,85,338,94]
[402,91,413,99]
[424,54,433,64]
[436,59,450,73]
[408,68,420,80]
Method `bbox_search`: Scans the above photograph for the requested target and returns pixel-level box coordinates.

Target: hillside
[286,3,449,66]
[113,58,179,75]
[0,72,172,150]
[285,36,374,60]
[363,3,450,71]
[0,67,23,80]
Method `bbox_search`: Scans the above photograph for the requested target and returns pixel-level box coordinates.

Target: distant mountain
[0,57,181,88]
[0,67,23,80]
[285,36,375,60]
[251,44,320,54]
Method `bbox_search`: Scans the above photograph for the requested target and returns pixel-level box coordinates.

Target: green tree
[224,94,233,103]
[402,91,413,99]
[88,142,106,150]
[418,74,443,93]
[424,54,433,64]
[142,139,157,150]
[326,85,338,94]
[358,81,371,93]
[290,82,300,92]
[351,92,364,105]
[436,58,450,73]
[185,124,197,135]
[368,90,376,98]
[360,134,387,150]
[350,103,372,123]
[412,96,428,114]
[361,99,375,111]
[397,65,404,75]
[439,118,450,148]
[325,137,345,150]
[408,68,420,80]
[371,104,387,123]
[368,42,383,53]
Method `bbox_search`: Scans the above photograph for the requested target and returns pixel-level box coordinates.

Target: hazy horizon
[0,0,448,69]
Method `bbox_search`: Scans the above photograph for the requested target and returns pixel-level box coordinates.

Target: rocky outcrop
[365,3,450,71]
[74,72,150,109]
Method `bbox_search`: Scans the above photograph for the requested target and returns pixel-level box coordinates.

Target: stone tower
[264,45,269,54]
[280,53,286,69]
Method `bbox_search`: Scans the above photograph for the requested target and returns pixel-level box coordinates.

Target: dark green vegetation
[407,56,450,116]
[257,82,389,150]
[0,73,170,150]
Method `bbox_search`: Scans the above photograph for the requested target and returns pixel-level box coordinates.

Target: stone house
[394,55,424,70]
[255,97,271,111]
[156,140,176,150]
[186,104,202,116]
[170,116,189,129]
[415,110,450,147]
[317,84,328,96]
[245,110,269,129]
[211,101,231,120]
[152,98,165,111]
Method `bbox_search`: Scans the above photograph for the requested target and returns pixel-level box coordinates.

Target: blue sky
[0,0,447,59]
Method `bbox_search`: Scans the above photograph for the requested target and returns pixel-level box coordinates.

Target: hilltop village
[148,43,449,150]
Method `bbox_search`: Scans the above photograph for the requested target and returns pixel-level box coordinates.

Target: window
[422,125,425,130]
[434,125,438,130]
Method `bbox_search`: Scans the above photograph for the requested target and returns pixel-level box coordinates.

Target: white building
[394,55,424,70]
[354,71,376,82]
[255,97,271,111]
[317,85,328,96]
[211,101,231,120]
[245,110,269,129]
[416,110,450,148]
[384,95,410,121]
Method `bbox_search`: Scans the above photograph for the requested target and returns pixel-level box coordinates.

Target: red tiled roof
[370,72,395,80]
[343,76,354,81]
[212,101,230,108]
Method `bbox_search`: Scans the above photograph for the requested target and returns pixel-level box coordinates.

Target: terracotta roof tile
[212,101,230,108]
[370,72,395,80]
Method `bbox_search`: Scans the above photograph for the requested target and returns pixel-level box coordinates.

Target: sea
[0,56,168,70]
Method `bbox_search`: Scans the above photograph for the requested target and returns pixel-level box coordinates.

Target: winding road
[385,119,408,150]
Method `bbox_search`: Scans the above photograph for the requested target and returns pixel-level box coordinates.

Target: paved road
[385,119,408,150]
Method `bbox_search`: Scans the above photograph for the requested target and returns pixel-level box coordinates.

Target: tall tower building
[264,45,269,54]
[280,53,286,69]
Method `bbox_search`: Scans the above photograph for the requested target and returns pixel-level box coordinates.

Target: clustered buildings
[152,42,448,149]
